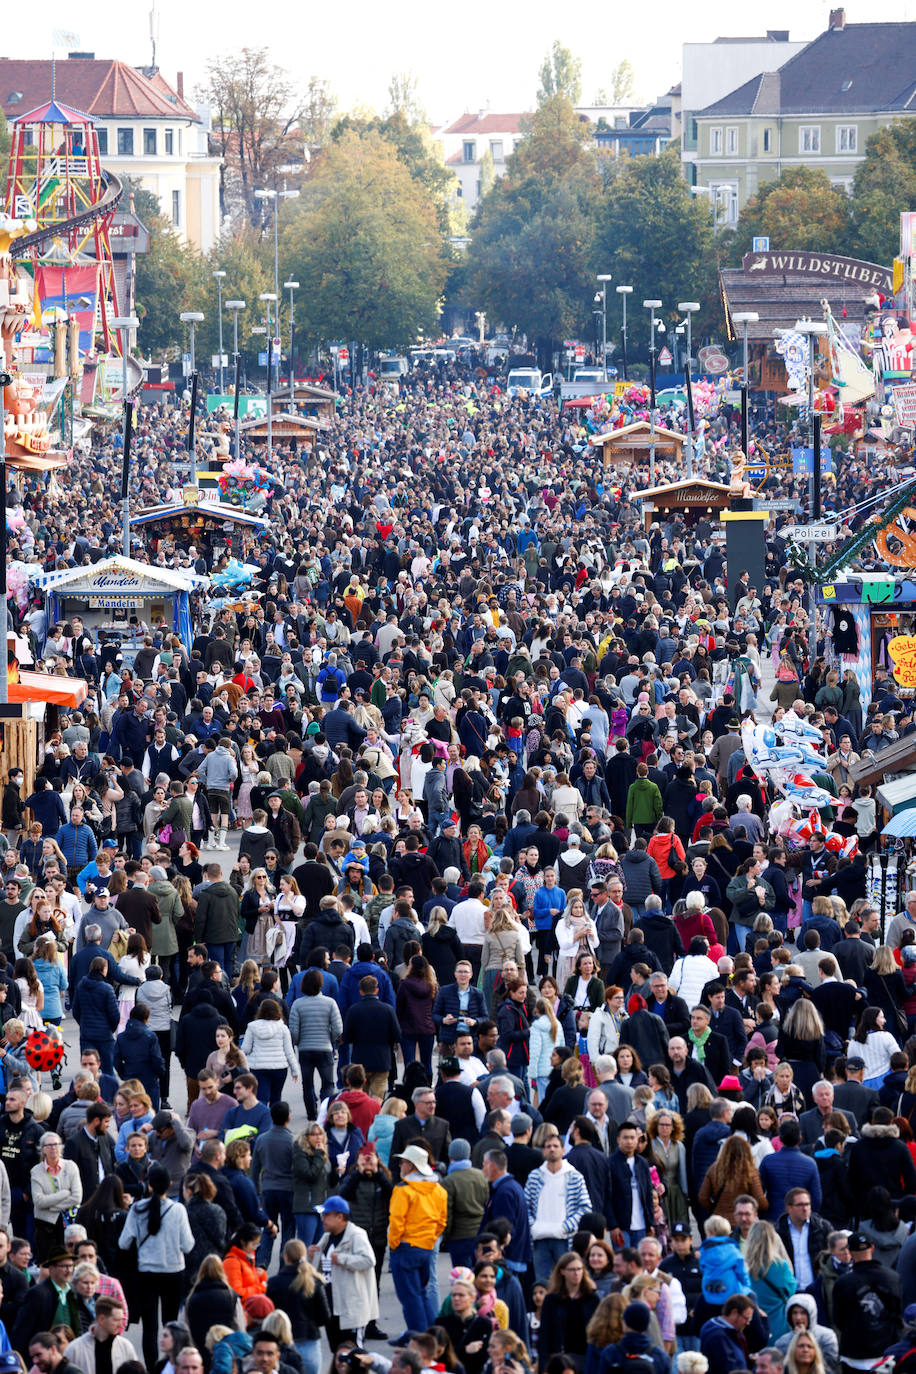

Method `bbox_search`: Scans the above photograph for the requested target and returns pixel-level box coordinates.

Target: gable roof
[0,59,199,123]
[699,21,916,116]
[441,112,528,136]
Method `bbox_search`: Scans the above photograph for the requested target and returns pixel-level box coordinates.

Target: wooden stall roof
[850,735,916,788]
[636,477,733,502]
[240,412,327,437]
[589,421,686,451]
[271,382,338,403]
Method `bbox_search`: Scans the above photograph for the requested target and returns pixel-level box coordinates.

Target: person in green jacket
[625,762,663,837]
[193,865,241,977]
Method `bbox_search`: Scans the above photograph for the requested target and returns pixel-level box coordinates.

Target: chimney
[829,8,846,30]
[177,71,184,98]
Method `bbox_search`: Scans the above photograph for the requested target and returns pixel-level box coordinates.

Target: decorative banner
[34,263,98,354]
[893,383,916,427]
[888,635,916,685]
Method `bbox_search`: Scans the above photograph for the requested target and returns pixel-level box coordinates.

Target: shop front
[29,557,209,662]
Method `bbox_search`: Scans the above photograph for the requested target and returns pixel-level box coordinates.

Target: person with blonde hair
[745,1220,797,1338]
[529,997,563,1105]
[367,1094,406,1166]
[785,1329,826,1374]
[698,1214,751,1308]
[266,1237,331,1374]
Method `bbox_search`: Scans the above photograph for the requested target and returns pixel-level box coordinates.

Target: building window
[143,128,156,155]
[463,140,476,163]
[96,129,108,155]
[490,140,504,162]
[178,128,183,155]
[726,126,738,155]
[763,128,772,153]
[171,190,181,226]
[165,129,173,155]
[710,126,723,155]
[800,125,820,154]
[117,127,134,156]
[836,125,857,153]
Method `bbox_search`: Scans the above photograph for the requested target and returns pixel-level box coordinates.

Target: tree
[592,145,718,349]
[610,60,637,104]
[537,41,582,106]
[300,77,337,152]
[279,130,448,350]
[729,166,851,260]
[195,229,274,365]
[386,71,426,125]
[850,120,916,266]
[467,96,599,354]
[128,183,203,355]
[198,48,305,226]
[330,108,455,236]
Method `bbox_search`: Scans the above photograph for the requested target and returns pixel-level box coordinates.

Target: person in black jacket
[63,1101,115,1201]
[646,971,690,1039]
[833,1231,902,1363]
[761,850,793,933]
[607,1122,656,1246]
[185,1253,241,1350]
[342,977,400,1099]
[174,988,229,1102]
[267,1237,333,1346]
[636,898,685,973]
[389,1086,451,1181]
[186,1139,242,1233]
[12,1250,81,1355]
[566,1118,613,1221]
[686,1005,731,1090]
[495,979,531,1074]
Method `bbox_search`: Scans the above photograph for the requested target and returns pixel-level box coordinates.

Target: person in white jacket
[587,987,628,1064]
[669,937,720,1011]
[241,1000,299,1104]
[529,1000,564,1103]
[31,1134,82,1262]
[65,1297,139,1374]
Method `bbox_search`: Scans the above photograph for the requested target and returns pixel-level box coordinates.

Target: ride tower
[5,94,122,356]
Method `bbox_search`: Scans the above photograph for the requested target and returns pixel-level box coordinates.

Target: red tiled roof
[0,59,199,122]
[442,111,528,135]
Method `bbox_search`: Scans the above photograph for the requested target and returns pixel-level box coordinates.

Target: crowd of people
[0,362,909,1374]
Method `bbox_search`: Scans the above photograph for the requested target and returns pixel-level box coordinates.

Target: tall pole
[678,302,700,480]
[121,402,133,557]
[285,280,299,396]
[795,319,827,665]
[261,292,277,461]
[225,301,245,464]
[597,274,612,384]
[187,372,199,485]
[644,299,662,485]
[214,270,226,395]
[274,200,279,301]
[617,285,632,382]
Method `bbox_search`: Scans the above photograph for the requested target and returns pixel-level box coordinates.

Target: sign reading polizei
[741,251,892,294]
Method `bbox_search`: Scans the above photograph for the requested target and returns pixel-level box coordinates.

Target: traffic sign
[699,346,728,374]
[752,236,770,252]
[758,498,801,512]
[658,346,673,366]
[339,347,350,362]
[785,523,838,541]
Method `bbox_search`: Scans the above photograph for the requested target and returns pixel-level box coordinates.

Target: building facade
[0,56,221,252]
[692,13,916,224]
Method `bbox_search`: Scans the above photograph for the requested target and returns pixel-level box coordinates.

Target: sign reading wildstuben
[741,252,892,293]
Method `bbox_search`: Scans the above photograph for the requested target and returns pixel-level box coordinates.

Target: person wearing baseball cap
[311,1194,379,1344]
[388,1144,448,1342]
[832,1230,903,1366]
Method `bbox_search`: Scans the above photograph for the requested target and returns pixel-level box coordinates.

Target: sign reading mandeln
[741,251,892,294]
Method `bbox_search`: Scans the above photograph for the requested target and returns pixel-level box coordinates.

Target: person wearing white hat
[387,1144,448,1341]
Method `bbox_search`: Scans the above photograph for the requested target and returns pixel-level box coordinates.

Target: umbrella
[881,809,916,837]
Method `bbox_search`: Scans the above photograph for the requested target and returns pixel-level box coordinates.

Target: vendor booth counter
[29,557,209,662]
[817,574,916,712]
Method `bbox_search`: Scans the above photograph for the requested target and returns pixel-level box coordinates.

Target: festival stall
[270,382,338,422]
[240,413,326,449]
[634,477,733,530]
[130,496,269,552]
[589,421,687,470]
[816,574,916,711]
[28,557,208,661]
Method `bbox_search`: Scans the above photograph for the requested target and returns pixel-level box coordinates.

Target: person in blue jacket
[71,956,120,1073]
[699,1215,752,1308]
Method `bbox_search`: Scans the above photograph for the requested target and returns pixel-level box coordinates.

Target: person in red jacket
[330,1064,380,1138]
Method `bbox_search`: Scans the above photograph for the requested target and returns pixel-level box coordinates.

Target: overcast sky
[28,0,916,125]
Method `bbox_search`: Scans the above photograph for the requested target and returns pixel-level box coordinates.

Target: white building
[436,111,528,212]
[0,56,221,253]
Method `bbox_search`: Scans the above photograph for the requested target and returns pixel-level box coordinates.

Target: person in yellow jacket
[388,1143,448,1339]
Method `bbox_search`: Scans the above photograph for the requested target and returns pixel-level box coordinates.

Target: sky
[21,0,916,124]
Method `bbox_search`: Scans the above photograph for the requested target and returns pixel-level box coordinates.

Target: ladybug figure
[24,1028,64,1074]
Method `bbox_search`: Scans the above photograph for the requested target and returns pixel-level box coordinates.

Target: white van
[378,355,408,382]
[506,367,553,397]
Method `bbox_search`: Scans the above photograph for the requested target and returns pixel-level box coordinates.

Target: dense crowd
[0,364,909,1374]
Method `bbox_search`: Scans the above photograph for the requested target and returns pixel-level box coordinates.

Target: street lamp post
[678,301,700,479]
[255,174,302,300]
[616,285,633,380]
[111,315,139,555]
[795,318,828,664]
[213,270,226,395]
[644,299,662,484]
[731,310,759,458]
[259,292,278,461]
[179,311,204,483]
[596,274,612,383]
[226,299,246,463]
[284,280,299,395]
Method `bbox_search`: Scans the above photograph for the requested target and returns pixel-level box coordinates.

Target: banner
[34,263,98,355]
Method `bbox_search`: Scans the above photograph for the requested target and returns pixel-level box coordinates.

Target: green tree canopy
[279,129,448,349]
[537,41,582,106]
[194,229,274,365]
[850,120,916,266]
[330,107,454,235]
[728,166,851,260]
[592,145,718,346]
[466,96,599,346]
